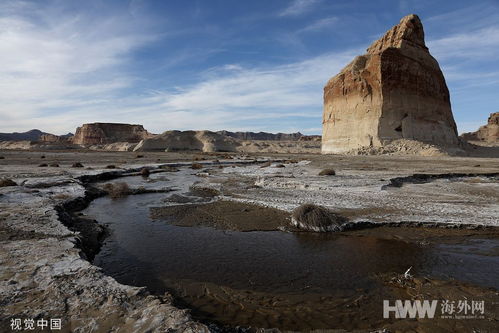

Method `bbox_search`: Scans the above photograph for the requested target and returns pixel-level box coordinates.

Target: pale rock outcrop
[133,130,239,152]
[461,112,499,144]
[72,123,152,145]
[322,14,459,154]
[218,131,303,141]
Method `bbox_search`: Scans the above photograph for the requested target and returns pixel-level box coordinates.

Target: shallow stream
[83,171,499,330]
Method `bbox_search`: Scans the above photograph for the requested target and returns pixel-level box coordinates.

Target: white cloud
[0,1,155,133]
[279,0,320,17]
[428,27,499,61]
[298,16,338,33]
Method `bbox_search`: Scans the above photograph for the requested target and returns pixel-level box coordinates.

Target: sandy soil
[150,200,291,231]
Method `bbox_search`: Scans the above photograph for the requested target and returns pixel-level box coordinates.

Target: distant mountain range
[217,130,304,141]
[0,129,73,141]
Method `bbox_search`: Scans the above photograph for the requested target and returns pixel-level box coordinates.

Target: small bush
[40,155,46,159]
[0,178,17,187]
[189,186,220,198]
[38,163,48,167]
[72,162,84,168]
[140,168,150,177]
[49,162,59,167]
[160,165,179,172]
[273,164,285,168]
[135,154,144,158]
[103,182,131,199]
[106,165,116,169]
[0,156,5,159]
[191,163,203,170]
[260,161,271,168]
[318,168,336,176]
[291,204,347,232]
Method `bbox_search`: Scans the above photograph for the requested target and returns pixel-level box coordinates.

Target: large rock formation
[322,14,459,154]
[133,130,239,152]
[72,123,151,145]
[461,112,499,144]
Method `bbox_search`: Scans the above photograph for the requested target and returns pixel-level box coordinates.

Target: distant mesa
[0,123,321,153]
[134,130,239,152]
[461,112,499,144]
[72,123,153,145]
[322,14,459,154]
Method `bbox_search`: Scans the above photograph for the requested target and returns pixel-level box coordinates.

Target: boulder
[322,14,459,154]
[461,112,499,143]
[133,130,239,152]
[72,123,152,145]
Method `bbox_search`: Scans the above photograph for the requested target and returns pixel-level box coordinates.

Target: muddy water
[83,172,499,330]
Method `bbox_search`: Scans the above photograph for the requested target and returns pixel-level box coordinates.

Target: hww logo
[383,300,438,319]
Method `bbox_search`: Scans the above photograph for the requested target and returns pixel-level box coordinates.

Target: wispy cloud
[298,16,338,33]
[428,27,499,61]
[0,1,156,133]
[279,0,320,17]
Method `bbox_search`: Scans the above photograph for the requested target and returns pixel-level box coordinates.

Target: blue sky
[0,0,498,135]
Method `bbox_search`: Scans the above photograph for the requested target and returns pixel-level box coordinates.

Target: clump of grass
[72,162,84,168]
[38,163,48,167]
[273,164,285,168]
[140,168,150,177]
[160,165,179,172]
[135,154,144,158]
[106,165,116,169]
[189,185,220,198]
[260,161,271,168]
[0,156,5,159]
[0,178,17,187]
[318,168,336,176]
[40,155,46,159]
[291,203,347,232]
[53,193,72,200]
[102,182,131,199]
[191,163,203,170]
[49,162,59,167]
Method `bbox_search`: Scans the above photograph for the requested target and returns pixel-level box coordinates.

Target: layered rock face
[72,123,151,145]
[461,112,499,143]
[322,14,459,154]
[133,130,239,152]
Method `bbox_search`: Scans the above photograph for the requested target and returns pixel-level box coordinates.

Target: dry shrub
[53,193,72,200]
[191,163,203,170]
[40,155,46,159]
[292,203,347,232]
[0,156,5,159]
[140,168,150,177]
[273,164,285,168]
[72,162,84,168]
[135,154,144,158]
[260,161,271,168]
[38,163,48,167]
[106,165,116,169]
[318,168,336,176]
[103,182,131,199]
[0,178,17,187]
[49,162,59,167]
[189,186,220,198]
[160,165,179,172]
